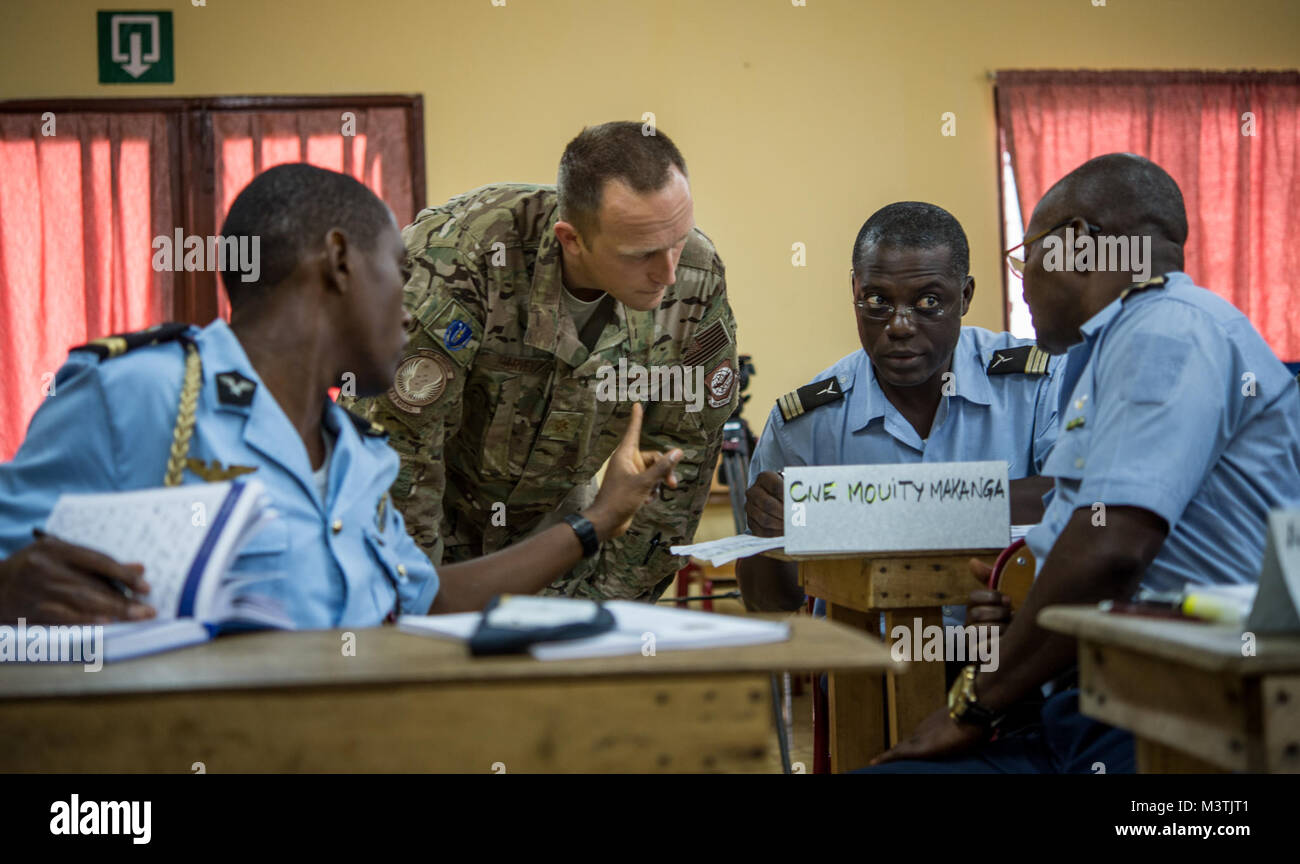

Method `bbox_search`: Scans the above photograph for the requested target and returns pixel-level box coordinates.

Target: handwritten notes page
[669,534,785,566]
[44,480,274,620]
[783,461,1011,555]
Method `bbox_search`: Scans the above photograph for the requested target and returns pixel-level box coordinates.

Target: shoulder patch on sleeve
[343,407,388,438]
[987,344,1051,376]
[683,318,733,367]
[777,376,844,422]
[71,322,191,361]
[414,298,482,368]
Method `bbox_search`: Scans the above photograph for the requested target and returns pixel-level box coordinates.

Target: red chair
[674,560,715,612]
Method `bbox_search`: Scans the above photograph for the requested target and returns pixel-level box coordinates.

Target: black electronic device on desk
[468,595,616,656]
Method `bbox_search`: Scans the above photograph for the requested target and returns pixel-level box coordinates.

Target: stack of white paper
[398,600,789,661]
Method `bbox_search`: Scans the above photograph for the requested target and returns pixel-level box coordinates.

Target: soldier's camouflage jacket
[352,184,739,600]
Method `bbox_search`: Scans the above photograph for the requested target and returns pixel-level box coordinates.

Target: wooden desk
[780,548,1000,772]
[0,617,897,773]
[1040,606,1300,773]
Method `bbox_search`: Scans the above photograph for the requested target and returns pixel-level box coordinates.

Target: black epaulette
[344,408,388,439]
[72,322,191,361]
[777,376,844,422]
[987,345,1051,376]
[1120,274,1168,302]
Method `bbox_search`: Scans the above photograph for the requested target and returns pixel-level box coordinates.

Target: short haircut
[1043,153,1188,247]
[556,121,688,241]
[218,162,394,307]
[852,201,970,282]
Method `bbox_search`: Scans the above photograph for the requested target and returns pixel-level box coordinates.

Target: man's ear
[322,228,350,292]
[553,220,588,256]
[961,275,975,316]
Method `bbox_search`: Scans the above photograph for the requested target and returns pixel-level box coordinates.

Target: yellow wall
[2,0,1297,429]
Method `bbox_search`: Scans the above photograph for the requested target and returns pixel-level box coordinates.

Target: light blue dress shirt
[0,320,440,629]
[1026,272,1300,593]
[750,326,1062,484]
[750,326,1064,620]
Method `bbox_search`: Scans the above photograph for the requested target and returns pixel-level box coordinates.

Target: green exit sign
[97,11,173,84]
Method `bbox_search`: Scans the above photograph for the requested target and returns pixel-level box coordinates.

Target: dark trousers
[854,690,1136,774]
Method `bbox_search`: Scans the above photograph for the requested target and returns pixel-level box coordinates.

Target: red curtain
[0,112,174,460]
[0,105,418,459]
[997,70,1300,361]
[211,108,415,320]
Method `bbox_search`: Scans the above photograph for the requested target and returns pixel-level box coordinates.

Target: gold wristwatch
[947,664,1002,729]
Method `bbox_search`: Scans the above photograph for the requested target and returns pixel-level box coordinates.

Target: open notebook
[398,599,790,661]
[44,479,291,661]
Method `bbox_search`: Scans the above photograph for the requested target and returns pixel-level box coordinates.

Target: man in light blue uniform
[0,164,679,628]
[738,202,1062,614]
[0,319,439,629]
[1025,265,1298,596]
[871,154,1300,773]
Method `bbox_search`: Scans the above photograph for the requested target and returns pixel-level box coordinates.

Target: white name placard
[1246,510,1300,634]
[783,461,1011,555]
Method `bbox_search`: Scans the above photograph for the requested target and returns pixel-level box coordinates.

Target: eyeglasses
[852,293,959,322]
[1004,217,1100,280]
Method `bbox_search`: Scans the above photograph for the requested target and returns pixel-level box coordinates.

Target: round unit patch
[706,359,736,409]
[389,349,455,414]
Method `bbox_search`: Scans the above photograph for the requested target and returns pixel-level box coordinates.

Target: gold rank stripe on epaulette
[683,319,732,367]
[986,345,1051,376]
[777,376,844,422]
[74,322,191,361]
[1119,274,1168,302]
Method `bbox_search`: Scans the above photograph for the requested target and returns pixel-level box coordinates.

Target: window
[0,95,425,459]
[994,70,1300,359]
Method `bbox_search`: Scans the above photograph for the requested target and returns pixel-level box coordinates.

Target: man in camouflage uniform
[352,122,738,601]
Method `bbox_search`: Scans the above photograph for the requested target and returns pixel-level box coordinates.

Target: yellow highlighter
[1180,592,1249,625]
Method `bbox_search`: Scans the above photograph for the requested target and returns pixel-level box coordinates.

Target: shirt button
[1074,458,1085,469]
[331,519,343,534]
[397,564,408,579]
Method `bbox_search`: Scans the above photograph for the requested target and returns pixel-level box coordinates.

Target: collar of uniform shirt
[1080,271,1180,342]
[203,320,263,419]
[850,328,996,433]
[527,209,570,337]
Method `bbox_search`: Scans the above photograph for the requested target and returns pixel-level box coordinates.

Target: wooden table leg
[826,602,887,772]
[884,606,947,745]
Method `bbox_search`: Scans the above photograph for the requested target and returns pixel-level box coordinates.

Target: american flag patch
[683,319,731,367]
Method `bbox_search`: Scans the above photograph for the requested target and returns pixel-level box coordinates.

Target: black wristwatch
[562,513,600,558]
